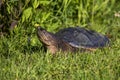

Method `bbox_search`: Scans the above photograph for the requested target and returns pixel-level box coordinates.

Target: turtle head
[37,27,58,46]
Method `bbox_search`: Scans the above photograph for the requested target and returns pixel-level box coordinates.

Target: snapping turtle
[37,26,109,54]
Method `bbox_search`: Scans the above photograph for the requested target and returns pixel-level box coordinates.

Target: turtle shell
[55,27,109,48]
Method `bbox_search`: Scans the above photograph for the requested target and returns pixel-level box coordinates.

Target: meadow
[0,0,120,80]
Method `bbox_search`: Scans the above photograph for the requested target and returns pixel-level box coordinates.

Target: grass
[0,0,120,80]
[0,22,120,80]
[0,45,120,80]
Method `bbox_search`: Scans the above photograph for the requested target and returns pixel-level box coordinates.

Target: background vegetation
[0,0,120,80]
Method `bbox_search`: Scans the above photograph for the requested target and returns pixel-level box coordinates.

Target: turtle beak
[37,27,46,36]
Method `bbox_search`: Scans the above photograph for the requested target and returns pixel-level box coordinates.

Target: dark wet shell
[55,27,109,48]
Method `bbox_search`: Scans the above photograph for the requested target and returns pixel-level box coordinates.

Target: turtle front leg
[47,45,58,54]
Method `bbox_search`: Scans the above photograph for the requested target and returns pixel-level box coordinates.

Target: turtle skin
[55,27,109,48]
